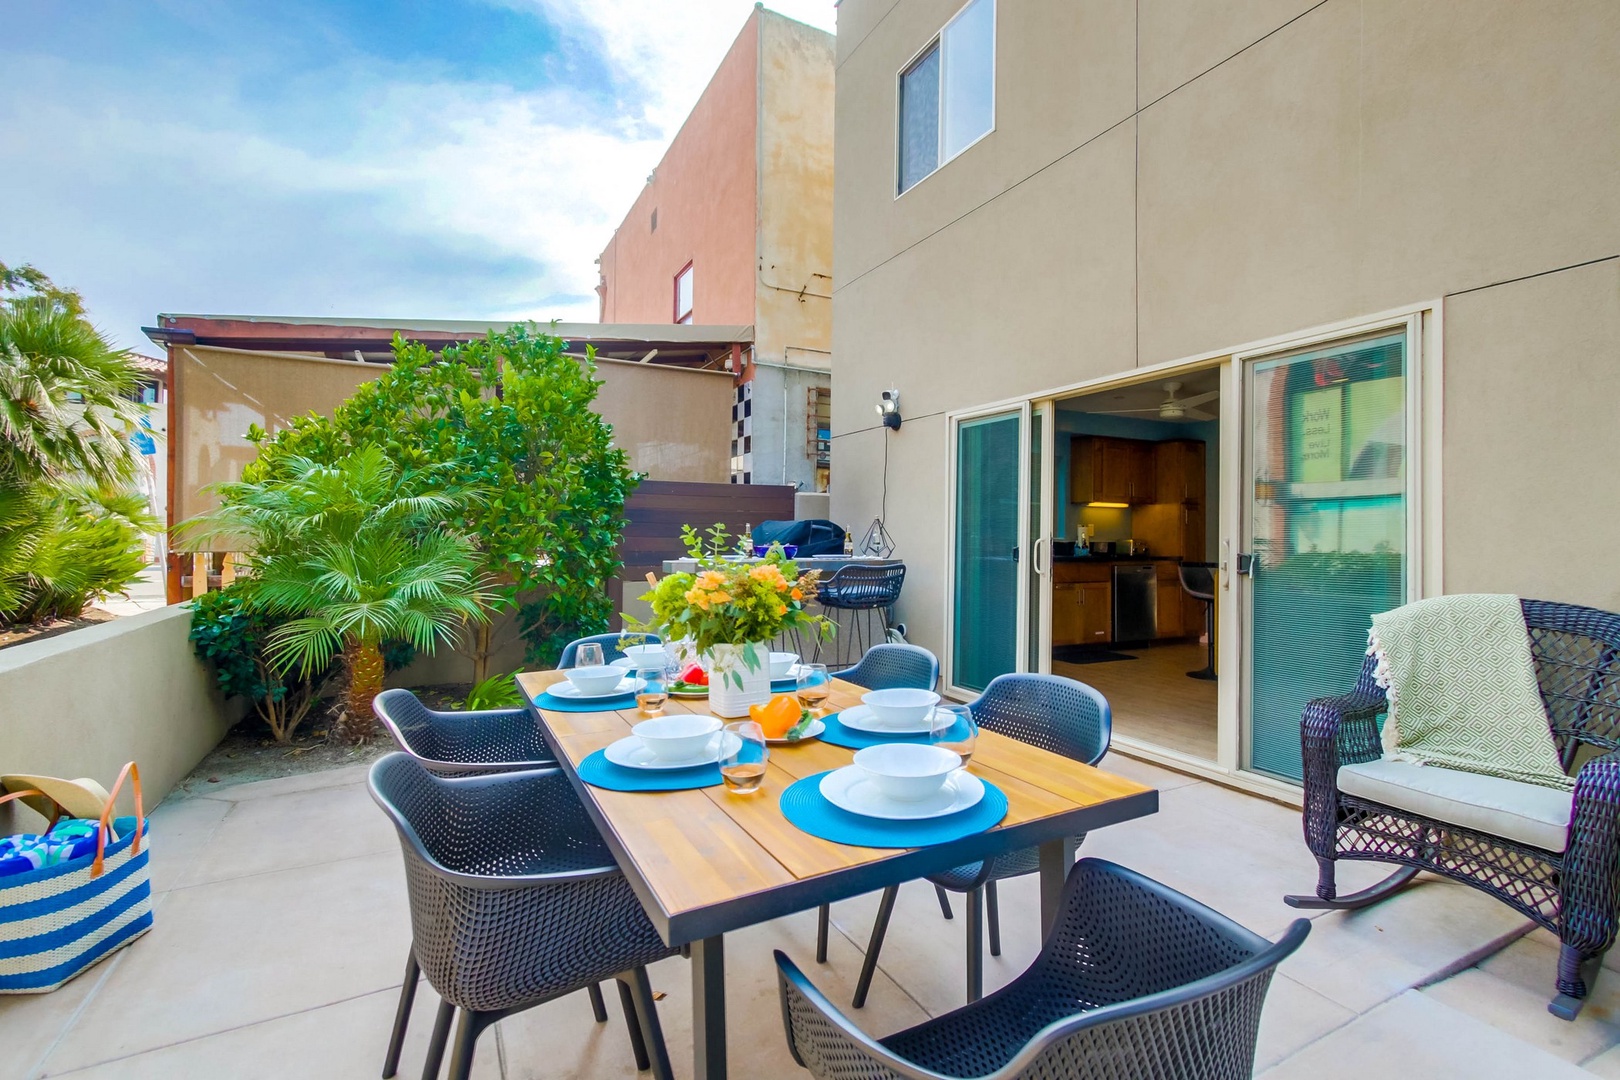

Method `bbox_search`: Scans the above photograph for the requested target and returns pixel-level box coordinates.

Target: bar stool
[814,564,906,671]
[1178,562,1218,681]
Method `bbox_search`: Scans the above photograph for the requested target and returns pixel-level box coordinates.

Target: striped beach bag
[0,763,152,993]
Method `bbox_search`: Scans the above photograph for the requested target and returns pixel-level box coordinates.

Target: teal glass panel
[954,413,1020,691]
[1248,332,1408,781]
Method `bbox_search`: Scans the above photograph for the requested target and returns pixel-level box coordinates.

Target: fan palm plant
[183,446,490,738]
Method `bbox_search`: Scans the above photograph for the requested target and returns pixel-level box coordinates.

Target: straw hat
[0,774,114,821]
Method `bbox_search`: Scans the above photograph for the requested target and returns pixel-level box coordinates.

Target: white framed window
[674,261,694,324]
[897,0,995,196]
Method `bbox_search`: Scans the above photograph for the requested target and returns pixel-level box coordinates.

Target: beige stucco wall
[831,0,1620,659]
[0,606,241,830]
[593,359,734,483]
[755,11,836,369]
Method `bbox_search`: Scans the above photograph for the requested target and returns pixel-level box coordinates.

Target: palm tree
[183,446,490,739]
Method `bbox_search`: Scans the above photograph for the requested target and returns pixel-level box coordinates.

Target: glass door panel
[952,409,1026,693]
[1243,329,1412,781]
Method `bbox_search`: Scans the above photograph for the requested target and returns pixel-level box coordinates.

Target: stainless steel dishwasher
[1112,564,1158,644]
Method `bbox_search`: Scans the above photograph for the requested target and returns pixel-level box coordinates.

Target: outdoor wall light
[874,389,902,430]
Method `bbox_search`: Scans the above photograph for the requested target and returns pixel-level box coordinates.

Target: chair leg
[615,977,651,1070]
[421,1000,454,1080]
[1551,943,1604,1021]
[1285,864,1420,911]
[445,1010,484,1080]
[852,885,899,1009]
[587,981,609,1023]
[966,887,985,1003]
[934,884,954,920]
[816,903,830,963]
[623,966,675,1080]
[986,880,1001,958]
[383,952,418,1078]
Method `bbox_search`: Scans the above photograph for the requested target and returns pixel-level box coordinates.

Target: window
[897,0,995,195]
[674,262,694,324]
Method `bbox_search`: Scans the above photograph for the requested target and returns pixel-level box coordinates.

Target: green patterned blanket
[1370,594,1570,791]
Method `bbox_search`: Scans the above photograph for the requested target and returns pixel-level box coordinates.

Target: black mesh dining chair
[558,632,661,669]
[375,688,556,776]
[815,564,906,670]
[848,673,1112,1009]
[369,755,677,1080]
[780,858,1309,1080]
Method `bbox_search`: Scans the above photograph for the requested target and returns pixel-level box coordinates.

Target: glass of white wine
[575,642,605,668]
[930,704,978,766]
[719,721,769,794]
[796,663,831,715]
[635,665,670,716]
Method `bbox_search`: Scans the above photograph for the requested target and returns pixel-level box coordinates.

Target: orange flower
[790,588,803,601]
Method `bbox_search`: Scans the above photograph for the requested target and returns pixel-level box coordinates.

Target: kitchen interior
[1050,372,1221,761]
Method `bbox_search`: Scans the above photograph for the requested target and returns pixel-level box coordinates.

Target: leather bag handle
[92,762,144,878]
[0,788,65,829]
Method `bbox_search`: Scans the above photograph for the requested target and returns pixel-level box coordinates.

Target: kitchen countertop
[1052,554,1183,563]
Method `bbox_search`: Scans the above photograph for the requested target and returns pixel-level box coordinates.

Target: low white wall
[0,605,242,831]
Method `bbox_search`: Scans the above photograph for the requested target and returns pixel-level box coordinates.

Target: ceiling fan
[1094,380,1217,422]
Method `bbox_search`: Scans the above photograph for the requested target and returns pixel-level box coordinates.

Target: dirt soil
[170,684,471,797]
[0,609,119,650]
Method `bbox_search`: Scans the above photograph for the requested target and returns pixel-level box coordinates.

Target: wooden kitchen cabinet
[1052,574,1112,645]
[1053,582,1084,645]
[1078,582,1112,643]
[1071,437,1156,505]
[1154,439,1206,505]
[1155,563,1184,638]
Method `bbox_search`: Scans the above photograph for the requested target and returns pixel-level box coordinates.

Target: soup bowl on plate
[621,643,668,669]
[861,688,941,729]
[852,744,961,802]
[632,714,723,762]
[564,665,625,696]
[768,652,800,680]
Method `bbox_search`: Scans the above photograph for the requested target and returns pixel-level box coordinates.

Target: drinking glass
[795,663,831,715]
[635,666,670,716]
[930,704,978,766]
[719,721,769,794]
[575,642,605,668]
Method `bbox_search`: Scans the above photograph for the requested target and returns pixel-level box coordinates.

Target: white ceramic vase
[706,642,773,718]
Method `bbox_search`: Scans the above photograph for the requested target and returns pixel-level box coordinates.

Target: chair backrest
[558,632,660,669]
[1521,599,1620,763]
[1178,562,1216,601]
[841,643,939,692]
[971,674,1111,766]
[374,688,553,773]
[819,564,906,610]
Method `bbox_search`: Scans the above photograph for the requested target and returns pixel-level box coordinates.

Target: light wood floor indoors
[1053,641,1218,761]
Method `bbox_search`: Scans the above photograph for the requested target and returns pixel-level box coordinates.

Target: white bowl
[862,688,942,728]
[632,714,723,762]
[769,651,800,680]
[622,643,668,669]
[564,665,625,696]
[852,744,962,803]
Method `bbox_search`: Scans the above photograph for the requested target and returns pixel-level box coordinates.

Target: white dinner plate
[766,719,825,746]
[819,767,984,820]
[603,732,742,770]
[836,704,939,735]
[547,677,645,701]
[610,657,635,670]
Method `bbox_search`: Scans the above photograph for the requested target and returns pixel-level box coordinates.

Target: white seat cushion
[1338,758,1573,853]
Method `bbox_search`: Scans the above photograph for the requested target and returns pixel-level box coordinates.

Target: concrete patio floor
[5,754,1620,1079]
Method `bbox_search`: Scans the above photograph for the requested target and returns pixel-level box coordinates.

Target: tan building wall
[597,15,759,327]
[831,0,1620,656]
[174,345,733,523]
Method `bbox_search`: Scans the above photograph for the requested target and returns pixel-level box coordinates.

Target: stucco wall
[831,0,1620,659]
[0,606,241,830]
[597,14,759,327]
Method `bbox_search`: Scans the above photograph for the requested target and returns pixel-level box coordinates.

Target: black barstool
[813,563,906,671]
[1178,562,1218,681]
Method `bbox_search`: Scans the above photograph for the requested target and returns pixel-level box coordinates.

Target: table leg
[691,934,726,1080]
[1038,838,1077,935]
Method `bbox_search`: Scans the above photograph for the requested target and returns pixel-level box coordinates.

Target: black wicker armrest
[1561,750,1620,964]
[1298,658,1387,861]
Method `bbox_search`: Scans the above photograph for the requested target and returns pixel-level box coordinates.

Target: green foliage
[189,583,331,743]
[462,671,524,711]
[242,323,638,672]
[0,480,154,623]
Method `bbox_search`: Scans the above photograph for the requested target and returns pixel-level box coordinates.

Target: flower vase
[706,642,773,718]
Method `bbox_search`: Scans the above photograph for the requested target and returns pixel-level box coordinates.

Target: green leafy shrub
[462,671,523,711]
[0,481,154,623]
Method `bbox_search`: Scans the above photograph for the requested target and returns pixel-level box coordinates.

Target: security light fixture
[874,389,902,430]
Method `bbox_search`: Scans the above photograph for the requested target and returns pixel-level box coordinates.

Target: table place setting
[531,661,647,712]
[578,714,760,792]
[818,689,978,751]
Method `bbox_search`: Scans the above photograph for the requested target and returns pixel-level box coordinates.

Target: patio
[4,752,1619,1079]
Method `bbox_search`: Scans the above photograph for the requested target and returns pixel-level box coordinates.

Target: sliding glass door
[949,405,1031,694]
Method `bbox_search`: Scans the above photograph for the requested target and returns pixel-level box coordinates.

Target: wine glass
[796,663,830,715]
[635,665,670,716]
[575,642,605,669]
[719,721,769,794]
[930,704,978,766]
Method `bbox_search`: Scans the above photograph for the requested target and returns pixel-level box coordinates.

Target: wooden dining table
[516,669,1158,1080]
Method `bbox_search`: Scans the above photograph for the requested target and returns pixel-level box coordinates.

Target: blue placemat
[576,749,722,791]
[779,771,1007,848]
[534,691,636,713]
[770,677,800,693]
[819,712,973,750]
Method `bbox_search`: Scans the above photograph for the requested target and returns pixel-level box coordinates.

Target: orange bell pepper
[749,694,803,740]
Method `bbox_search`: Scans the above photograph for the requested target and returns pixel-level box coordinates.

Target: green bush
[0,481,154,623]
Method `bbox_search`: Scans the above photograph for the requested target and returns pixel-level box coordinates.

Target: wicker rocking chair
[1285,598,1620,1020]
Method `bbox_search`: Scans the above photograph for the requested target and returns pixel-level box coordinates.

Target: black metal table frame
[528,701,1159,1080]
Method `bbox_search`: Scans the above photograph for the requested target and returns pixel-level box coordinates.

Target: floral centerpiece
[635,524,829,716]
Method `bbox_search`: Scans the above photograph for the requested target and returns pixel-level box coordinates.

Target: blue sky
[0,1,836,352]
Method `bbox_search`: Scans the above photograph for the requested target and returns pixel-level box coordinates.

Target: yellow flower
[711,591,732,604]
